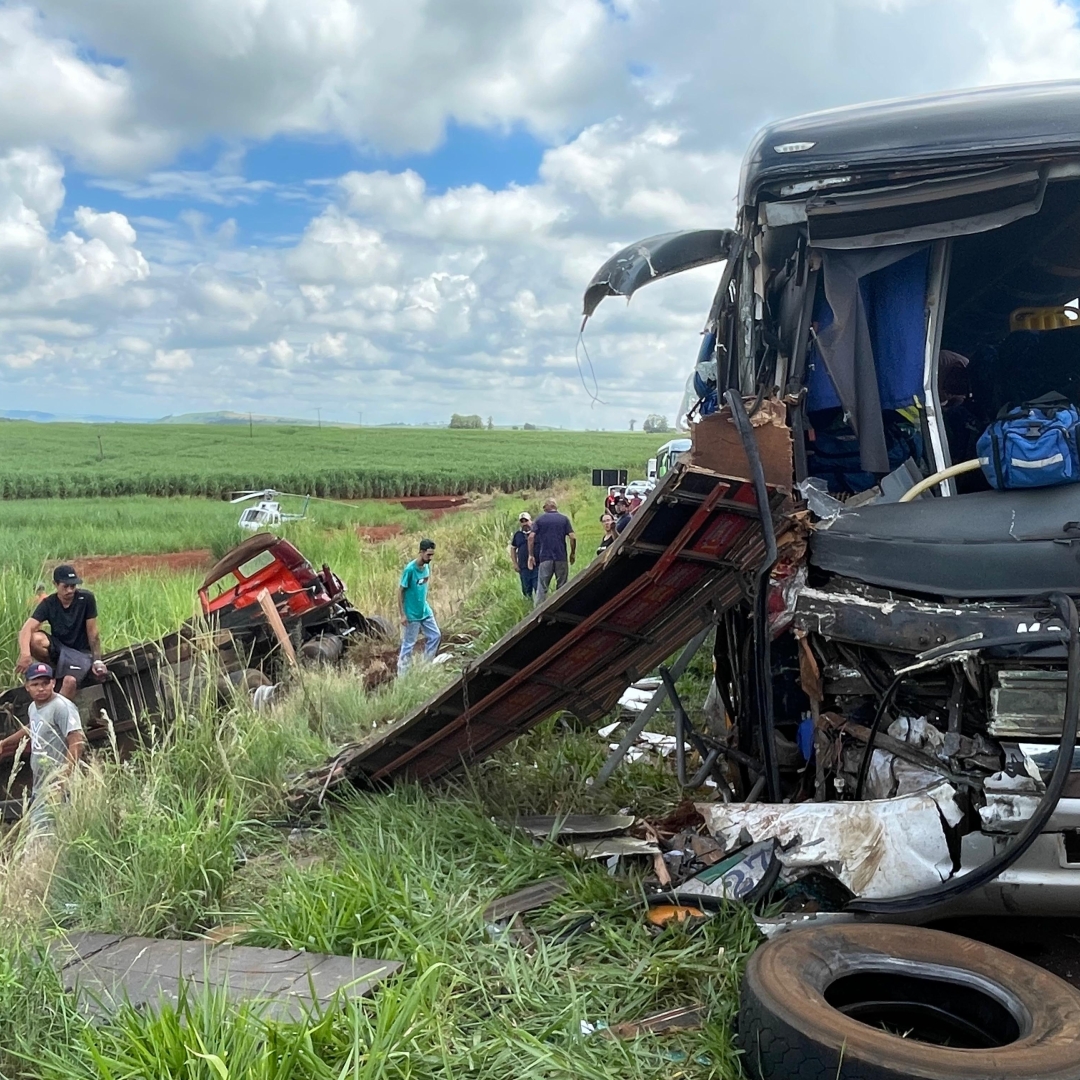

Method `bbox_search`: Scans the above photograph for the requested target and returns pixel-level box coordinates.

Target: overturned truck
[0,533,388,814]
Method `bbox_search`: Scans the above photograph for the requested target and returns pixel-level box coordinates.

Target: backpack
[977,393,1080,490]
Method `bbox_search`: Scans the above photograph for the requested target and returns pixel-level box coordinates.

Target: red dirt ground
[397,495,469,511]
[52,549,214,581]
[356,524,404,542]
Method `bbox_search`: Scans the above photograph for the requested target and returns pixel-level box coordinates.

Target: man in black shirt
[17,565,107,700]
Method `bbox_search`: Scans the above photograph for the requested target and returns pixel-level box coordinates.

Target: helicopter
[230,489,312,531]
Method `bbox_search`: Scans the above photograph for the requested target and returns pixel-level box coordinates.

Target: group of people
[508,498,578,605]
[0,565,109,826]
[507,489,644,605]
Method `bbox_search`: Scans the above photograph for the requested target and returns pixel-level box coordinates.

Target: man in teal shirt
[398,538,441,672]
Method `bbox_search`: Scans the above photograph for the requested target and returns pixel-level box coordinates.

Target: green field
[0,422,654,498]
[0,477,743,1080]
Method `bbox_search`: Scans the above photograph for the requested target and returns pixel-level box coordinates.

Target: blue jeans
[518,567,538,599]
[398,615,441,672]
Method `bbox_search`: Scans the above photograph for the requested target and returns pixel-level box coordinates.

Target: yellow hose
[898,458,984,502]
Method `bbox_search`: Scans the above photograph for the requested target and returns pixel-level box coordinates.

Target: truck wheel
[362,614,395,641]
[738,922,1080,1080]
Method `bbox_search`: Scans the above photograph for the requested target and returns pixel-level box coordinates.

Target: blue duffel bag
[978,393,1080,490]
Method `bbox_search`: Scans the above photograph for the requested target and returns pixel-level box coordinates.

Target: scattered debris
[606,1004,705,1039]
[515,814,635,838]
[678,840,779,902]
[696,784,963,898]
[569,837,661,859]
[646,904,706,928]
[483,877,566,924]
[0,533,392,812]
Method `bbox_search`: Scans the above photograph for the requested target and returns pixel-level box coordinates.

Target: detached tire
[738,922,1080,1080]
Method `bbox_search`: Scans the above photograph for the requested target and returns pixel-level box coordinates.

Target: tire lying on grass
[738,922,1080,1080]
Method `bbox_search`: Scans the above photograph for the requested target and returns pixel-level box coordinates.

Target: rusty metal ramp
[290,463,788,802]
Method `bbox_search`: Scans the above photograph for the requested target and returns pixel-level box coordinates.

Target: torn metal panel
[582,230,737,319]
[287,462,792,800]
[793,584,1057,655]
[514,814,635,838]
[569,837,661,859]
[688,398,793,491]
[991,670,1068,737]
[696,783,962,898]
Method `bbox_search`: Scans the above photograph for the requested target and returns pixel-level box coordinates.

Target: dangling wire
[574,328,608,406]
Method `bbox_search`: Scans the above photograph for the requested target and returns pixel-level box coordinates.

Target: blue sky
[63,123,550,247]
[2,0,1080,426]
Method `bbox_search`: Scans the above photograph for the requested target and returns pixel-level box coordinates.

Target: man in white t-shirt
[0,661,85,825]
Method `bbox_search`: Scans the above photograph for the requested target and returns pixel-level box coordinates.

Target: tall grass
[0,478,749,1080]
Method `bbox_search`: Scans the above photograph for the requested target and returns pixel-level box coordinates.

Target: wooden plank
[257,589,298,669]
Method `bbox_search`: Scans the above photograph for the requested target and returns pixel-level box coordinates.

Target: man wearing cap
[16,565,106,700]
[398,539,441,673]
[614,496,634,535]
[508,512,538,600]
[0,661,85,828]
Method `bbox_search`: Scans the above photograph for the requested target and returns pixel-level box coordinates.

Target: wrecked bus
[581,81,1080,1078]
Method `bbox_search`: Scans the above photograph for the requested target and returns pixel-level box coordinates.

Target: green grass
[0,480,752,1079]
[0,423,654,499]
[0,481,608,675]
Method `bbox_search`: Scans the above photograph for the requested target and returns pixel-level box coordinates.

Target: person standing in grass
[0,662,85,830]
[597,513,618,555]
[528,498,576,606]
[508,512,538,600]
[398,539,441,672]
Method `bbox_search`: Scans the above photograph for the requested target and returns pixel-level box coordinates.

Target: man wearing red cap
[0,661,85,828]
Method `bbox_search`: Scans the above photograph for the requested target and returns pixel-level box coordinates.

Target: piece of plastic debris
[251,683,277,710]
[647,904,707,927]
[796,477,845,524]
[679,840,776,901]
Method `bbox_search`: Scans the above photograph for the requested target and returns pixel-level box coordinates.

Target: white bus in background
[646,438,692,487]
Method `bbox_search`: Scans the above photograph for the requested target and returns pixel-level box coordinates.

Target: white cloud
[0,149,149,319]
[151,347,193,370]
[19,0,620,171]
[3,0,1080,424]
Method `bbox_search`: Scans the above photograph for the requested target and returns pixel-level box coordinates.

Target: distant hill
[0,409,57,422]
[0,409,146,423]
[155,411,356,427]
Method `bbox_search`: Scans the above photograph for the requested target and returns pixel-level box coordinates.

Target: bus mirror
[647,458,657,480]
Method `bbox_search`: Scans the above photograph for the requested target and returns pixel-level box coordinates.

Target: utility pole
[249,412,253,439]
[96,434,103,461]
[315,407,321,429]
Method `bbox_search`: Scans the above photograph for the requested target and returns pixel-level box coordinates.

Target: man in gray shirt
[0,662,85,826]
